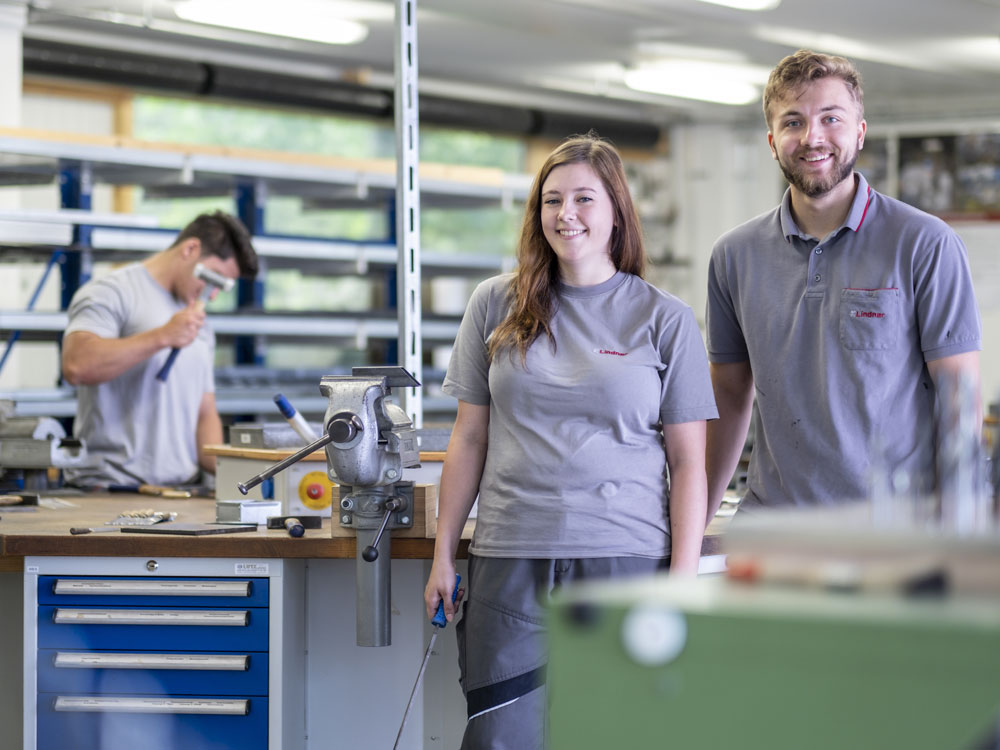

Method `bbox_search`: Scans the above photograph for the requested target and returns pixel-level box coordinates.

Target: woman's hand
[424,558,466,623]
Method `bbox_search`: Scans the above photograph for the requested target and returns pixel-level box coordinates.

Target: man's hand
[160,300,206,349]
[63,301,208,387]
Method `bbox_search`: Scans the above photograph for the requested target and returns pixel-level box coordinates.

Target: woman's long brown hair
[487,132,646,364]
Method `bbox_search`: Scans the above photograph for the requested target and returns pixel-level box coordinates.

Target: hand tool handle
[155,347,181,382]
[432,574,461,628]
[273,393,318,444]
[361,498,402,562]
[156,288,211,382]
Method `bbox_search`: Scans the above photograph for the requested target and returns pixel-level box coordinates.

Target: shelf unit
[0,127,528,420]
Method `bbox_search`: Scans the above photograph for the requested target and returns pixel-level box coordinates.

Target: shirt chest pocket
[839,288,901,351]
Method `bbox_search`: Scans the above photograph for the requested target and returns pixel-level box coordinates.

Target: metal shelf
[86,228,511,276]
[2,387,457,419]
[0,310,461,343]
[0,128,512,422]
[0,129,532,209]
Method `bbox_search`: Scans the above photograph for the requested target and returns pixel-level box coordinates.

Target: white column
[0,3,31,393]
[395,0,423,426]
[670,123,783,322]
[0,2,25,128]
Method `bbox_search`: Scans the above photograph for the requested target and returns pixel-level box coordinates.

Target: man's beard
[778,147,858,198]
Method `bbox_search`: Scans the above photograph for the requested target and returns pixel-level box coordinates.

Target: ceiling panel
[14,0,1000,126]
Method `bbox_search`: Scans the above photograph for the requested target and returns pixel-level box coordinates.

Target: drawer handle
[53,579,252,597]
[54,652,250,671]
[53,609,249,626]
[54,696,250,715]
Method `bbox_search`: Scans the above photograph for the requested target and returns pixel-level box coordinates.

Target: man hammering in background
[61,210,259,489]
[705,50,982,517]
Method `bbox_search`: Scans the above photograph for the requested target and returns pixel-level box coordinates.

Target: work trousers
[456,554,669,750]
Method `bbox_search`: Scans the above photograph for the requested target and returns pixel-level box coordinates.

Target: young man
[61,211,258,488]
[705,50,982,516]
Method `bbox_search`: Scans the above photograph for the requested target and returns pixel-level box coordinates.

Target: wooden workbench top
[203,445,447,462]
[0,493,460,572]
[0,492,726,573]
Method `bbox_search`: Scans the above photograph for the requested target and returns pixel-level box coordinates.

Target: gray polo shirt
[707,173,981,509]
[444,271,718,559]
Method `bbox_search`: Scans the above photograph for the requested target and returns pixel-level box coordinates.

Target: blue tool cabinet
[24,557,305,750]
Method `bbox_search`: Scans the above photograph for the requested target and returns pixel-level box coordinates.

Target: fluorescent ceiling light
[752,26,938,71]
[625,60,768,105]
[917,37,1000,69]
[174,0,369,45]
[694,0,782,9]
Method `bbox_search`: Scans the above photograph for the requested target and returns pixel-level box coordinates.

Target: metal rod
[356,524,392,646]
[361,498,402,562]
[236,432,333,494]
[69,527,120,535]
[394,629,437,749]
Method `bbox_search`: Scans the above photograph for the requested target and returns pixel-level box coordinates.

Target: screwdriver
[393,574,461,750]
[70,526,121,535]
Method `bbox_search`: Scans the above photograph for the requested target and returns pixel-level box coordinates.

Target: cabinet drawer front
[37,695,268,750]
[38,650,268,696]
[39,576,269,607]
[37,605,269,651]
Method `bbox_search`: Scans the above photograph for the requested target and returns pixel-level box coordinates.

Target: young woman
[424,132,717,749]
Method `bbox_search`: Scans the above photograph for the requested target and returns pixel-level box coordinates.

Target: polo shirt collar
[779,172,873,241]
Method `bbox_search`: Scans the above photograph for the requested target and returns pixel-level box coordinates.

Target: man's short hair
[763,49,864,130]
[173,211,259,279]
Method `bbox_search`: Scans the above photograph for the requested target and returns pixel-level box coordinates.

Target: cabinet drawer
[36,694,268,750]
[37,605,269,651]
[38,576,269,607]
[38,649,268,696]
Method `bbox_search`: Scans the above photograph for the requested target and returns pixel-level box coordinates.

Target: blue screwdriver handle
[431,574,461,628]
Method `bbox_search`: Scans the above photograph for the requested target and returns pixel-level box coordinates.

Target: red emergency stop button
[306,483,324,500]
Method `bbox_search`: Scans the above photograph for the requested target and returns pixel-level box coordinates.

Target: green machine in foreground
[547,510,1000,750]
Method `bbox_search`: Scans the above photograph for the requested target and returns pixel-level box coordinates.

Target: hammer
[155,262,234,382]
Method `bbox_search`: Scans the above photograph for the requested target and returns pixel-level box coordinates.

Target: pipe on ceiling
[22,39,661,149]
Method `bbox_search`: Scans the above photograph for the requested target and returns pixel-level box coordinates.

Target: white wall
[954,223,1000,407]
[668,123,784,322]
[670,122,1000,408]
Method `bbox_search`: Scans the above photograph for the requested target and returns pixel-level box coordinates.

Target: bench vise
[236,367,420,646]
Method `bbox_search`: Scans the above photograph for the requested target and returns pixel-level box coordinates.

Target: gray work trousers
[457,554,669,750]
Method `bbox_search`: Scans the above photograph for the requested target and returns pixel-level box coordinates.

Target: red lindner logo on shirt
[597,349,629,356]
[849,310,886,319]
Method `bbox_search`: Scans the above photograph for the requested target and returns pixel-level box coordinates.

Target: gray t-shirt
[707,173,982,509]
[443,271,718,559]
[63,263,215,487]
